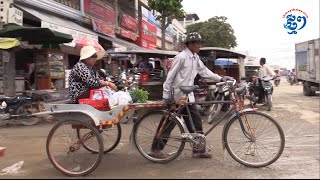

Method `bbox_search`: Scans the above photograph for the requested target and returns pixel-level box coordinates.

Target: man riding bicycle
[149,32,233,159]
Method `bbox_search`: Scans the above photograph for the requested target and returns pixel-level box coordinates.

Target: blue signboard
[296,51,307,71]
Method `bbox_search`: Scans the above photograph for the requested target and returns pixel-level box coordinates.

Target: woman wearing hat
[68,46,117,104]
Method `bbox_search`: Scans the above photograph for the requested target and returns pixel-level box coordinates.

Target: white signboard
[8,7,23,26]
[41,21,99,45]
[141,6,148,21]
[244,56,260,66]
[113,42,127,52]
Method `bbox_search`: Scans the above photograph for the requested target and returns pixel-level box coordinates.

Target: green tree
[186,16,237,49]
[148,0,184,49]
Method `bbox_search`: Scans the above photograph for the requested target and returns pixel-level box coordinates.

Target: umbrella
[0,24,73,44]
[0,38,21,49]
[74,37,106,59]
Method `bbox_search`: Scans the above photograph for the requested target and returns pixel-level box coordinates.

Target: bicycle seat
[235,85,246,95]
[180,85,200,94]
[0,95,18,102]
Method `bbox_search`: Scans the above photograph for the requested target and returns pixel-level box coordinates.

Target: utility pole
[2,50,16,96]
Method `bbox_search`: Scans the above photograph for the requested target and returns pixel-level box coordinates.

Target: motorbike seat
[235,85,246,95]
[0,95,18,103]
[180,85,200,94]
[194,88,205,93]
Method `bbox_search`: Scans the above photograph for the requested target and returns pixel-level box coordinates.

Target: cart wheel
[77,123,121,154]
[46,120,103,176]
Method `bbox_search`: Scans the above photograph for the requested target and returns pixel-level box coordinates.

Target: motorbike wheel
[207,95,224,124]
[201,89,216,115]
[16,102,40,126]
[266,94,272,111]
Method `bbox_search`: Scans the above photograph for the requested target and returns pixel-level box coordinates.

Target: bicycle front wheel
[133,110,185,163]
[46,120,103,176]
[223,111,285,168]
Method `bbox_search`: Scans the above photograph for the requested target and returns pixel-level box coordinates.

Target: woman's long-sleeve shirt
[68,60,102,103]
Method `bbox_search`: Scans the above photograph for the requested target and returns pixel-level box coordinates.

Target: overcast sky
[182,0,319,69]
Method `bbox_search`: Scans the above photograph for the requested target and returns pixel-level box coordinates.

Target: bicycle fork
[236,109,256,142]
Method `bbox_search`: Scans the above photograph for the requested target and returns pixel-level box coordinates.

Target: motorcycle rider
[149,32,233,159]
[289,68,298,84]
[255,58,275,103]
[274,69,281,86]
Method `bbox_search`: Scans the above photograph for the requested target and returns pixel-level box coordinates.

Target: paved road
[0,77,319,179]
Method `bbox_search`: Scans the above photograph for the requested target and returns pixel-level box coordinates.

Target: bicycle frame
[165,81,256,144]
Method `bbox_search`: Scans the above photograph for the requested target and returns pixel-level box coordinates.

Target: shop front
[14,5,101,91]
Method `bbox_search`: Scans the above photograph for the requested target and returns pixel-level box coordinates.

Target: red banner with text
[84,0,116,23]
[136,20,157,50]
[120,13,138,31]
[120,28,138,41]
[92,17,115,37]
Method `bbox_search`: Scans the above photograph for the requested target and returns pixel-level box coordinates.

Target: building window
[53,0,81,10]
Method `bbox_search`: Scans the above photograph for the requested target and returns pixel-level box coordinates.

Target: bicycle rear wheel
[133,110,185,163]
[223,111,285,168]
[46,120,103,176]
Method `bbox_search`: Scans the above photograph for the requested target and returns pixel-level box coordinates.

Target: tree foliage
[186,16,237,49]
[148,0,184,49]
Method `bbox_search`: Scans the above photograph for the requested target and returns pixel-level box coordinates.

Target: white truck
[295,38,320,96]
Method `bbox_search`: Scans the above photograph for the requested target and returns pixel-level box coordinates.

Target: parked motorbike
[206,79,247,124]
[274,75,281,86]
[0,82,41,125]
[99,69,138,92]
[247,76,274,111]
[194,78,217,115]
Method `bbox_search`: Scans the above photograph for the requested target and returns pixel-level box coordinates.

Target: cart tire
[77,123,121,154]
[47,120,103,176]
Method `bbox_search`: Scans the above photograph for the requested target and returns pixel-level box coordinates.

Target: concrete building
[178,12,200,29]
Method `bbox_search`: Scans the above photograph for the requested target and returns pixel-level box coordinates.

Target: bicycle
[132,79,285,167]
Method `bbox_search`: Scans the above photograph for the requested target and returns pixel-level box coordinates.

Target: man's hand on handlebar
[220,76,234,82]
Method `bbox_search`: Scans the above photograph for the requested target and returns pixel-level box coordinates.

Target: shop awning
[0,38,21,49]
[98,34,143,50]
[15,5,99,42]
[16,4,142,51]
[0,24,73,44]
